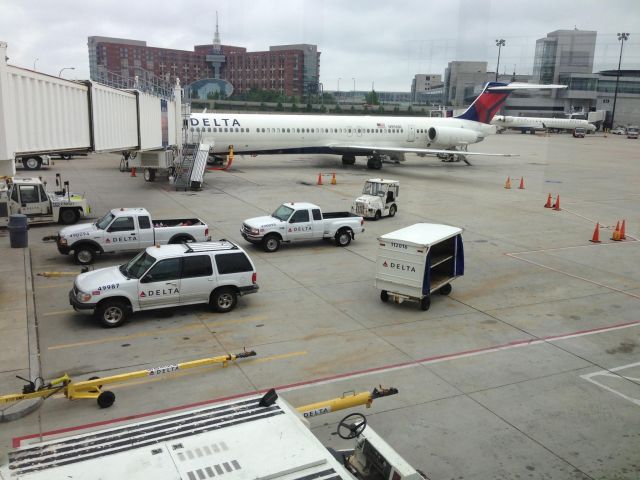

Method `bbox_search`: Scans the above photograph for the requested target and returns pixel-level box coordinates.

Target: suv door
[287,209,313,241]
[138,257,182,309]
[105,216,140,251]
[179,254,214,305]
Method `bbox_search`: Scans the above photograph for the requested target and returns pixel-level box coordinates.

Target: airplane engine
[427,126,479,147]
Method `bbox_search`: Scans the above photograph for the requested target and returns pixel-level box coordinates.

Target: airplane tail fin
[455,82,567,124]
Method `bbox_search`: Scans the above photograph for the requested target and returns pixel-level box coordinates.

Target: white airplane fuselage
[491,115,596,132]
[188,113,496,156]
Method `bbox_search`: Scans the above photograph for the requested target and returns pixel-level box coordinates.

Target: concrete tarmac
[0,131,639,479]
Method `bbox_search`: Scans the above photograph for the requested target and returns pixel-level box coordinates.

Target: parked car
[573,127,586,138]
[610,127,626,135]
[70,241,259,327]
[241,202,365,252]
[57,207,211,264]
[627,126,639,139]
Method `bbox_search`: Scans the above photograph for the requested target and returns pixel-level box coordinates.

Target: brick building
[88,36,320,98]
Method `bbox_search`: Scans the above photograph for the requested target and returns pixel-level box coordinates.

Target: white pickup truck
[241,202,365,252]
[57,207,211,265]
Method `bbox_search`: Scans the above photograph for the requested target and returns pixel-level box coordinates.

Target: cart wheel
[439,283,452,296]
[97,391,115,408]
[420,296,431,311]
[380,290,389,302]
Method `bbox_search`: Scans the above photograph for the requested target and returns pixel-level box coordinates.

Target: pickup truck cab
[241,202,365,252]
[573,127,586,138]
[57,207,211,265]
[627,126,639,139]
[70,241,259,327]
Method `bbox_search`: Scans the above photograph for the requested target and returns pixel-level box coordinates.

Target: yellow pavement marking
[48,350,307,397]
[41,309,75,317]
[47,315,268,350]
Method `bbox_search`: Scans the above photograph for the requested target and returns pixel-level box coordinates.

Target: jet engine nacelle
[427,126,479,147]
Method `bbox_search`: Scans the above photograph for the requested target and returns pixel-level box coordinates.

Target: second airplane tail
[455,82,567,124]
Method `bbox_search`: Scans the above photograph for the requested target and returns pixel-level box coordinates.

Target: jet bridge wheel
[337,413,367,439]
[143,168,156,182]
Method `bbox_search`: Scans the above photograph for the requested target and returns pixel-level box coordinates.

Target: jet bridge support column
[0,41,17,176]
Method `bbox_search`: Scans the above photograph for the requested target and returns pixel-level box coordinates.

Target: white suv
[70,241,259,327]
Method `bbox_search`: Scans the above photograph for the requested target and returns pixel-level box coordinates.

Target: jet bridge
[0,41,182,176]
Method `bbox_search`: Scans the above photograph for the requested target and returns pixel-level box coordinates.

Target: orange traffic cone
[589,223,601,243]
[317,172,323,185]
[553,195,561,211]
[611,221,621,241]
[518,177,525,189]
[504,177,511,189]
[620,220,626,240]
[544,193,552,208]
[331,173,337,185]
[130,166,136,177]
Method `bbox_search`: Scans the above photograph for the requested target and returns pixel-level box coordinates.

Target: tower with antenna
[212,12,222,54]
[206,11,226,79]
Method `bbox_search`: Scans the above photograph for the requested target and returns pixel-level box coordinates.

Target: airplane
[491,115,596,134]
[188,82,565,169]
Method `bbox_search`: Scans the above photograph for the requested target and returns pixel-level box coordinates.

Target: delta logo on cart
[140,288,179,297]
[382,260,416,272]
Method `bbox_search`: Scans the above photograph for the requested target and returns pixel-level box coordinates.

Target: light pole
[352,77,356,104]
[610,32,630,129]
[33,58,39,70]
[337,77,341,104]
[495,39,505,82]
[58,67,75,77]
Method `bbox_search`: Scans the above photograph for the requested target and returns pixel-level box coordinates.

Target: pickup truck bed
[153,218,204,227]
[322,212,358,219]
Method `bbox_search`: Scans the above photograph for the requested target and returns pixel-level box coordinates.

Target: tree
[276,102,284,111]
[365,90,379,105]
[322,92,336,104]
[305,103,313,112]
[291,103,298,112]
[377,105,385,114]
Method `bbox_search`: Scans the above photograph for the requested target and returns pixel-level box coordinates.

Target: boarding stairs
[174,131,210,191]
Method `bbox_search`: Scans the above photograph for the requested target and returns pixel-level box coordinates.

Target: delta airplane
[188,82,565,169]
[491,115,596,134]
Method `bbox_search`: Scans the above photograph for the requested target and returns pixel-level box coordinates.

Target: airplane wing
[327,144,517,157]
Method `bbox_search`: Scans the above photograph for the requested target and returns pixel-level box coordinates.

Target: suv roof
[144,240,239,259]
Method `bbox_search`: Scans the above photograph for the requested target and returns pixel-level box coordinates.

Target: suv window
[312,209,322,221]
[109,216,134,232]
[142,258,181,283]
[138,216,151,229]
[215,252,253,275]
[290,209,309,223]
[183,255,213,278]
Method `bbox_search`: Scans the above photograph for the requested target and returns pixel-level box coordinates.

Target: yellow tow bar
[0,350,256,409]
[296,386,399,418]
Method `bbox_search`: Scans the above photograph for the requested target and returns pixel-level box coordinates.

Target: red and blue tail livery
[455,82,512,124]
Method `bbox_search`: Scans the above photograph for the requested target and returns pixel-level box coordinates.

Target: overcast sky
[1,0,639,91]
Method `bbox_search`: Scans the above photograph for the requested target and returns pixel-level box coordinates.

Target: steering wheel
[337,413,367,439]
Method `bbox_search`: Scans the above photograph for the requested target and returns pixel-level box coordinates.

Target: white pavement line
[506,253,640,300]
[580,361,640,407]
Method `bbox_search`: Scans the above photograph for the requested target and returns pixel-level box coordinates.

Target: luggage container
[376,223,464,310]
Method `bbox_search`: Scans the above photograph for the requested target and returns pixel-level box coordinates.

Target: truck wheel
[439,283,452,295]
[96,300,129,328]
[210,288,237,313]
[59,208,80,225]
[263,234,280,252]
[420,296,431,311]
[143,168,156,182]
[389,205,397,217]
[74,247,95,265]
[374,210,381,221]
[22,157,42,170]
[380,290,389,302]
[60,154,72,160]
[335,229,352,247]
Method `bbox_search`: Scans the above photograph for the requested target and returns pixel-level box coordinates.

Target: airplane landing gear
[367,154,382,170]
[341,154,356,165]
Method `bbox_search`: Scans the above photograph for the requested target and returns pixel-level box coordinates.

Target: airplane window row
[190,127,405,134]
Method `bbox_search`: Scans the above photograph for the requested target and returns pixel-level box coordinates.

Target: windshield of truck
[96,212,115,230]
[272,204,294,221]
[121,251,156,279]
[628,127,638,133]
[363,181,385,196]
